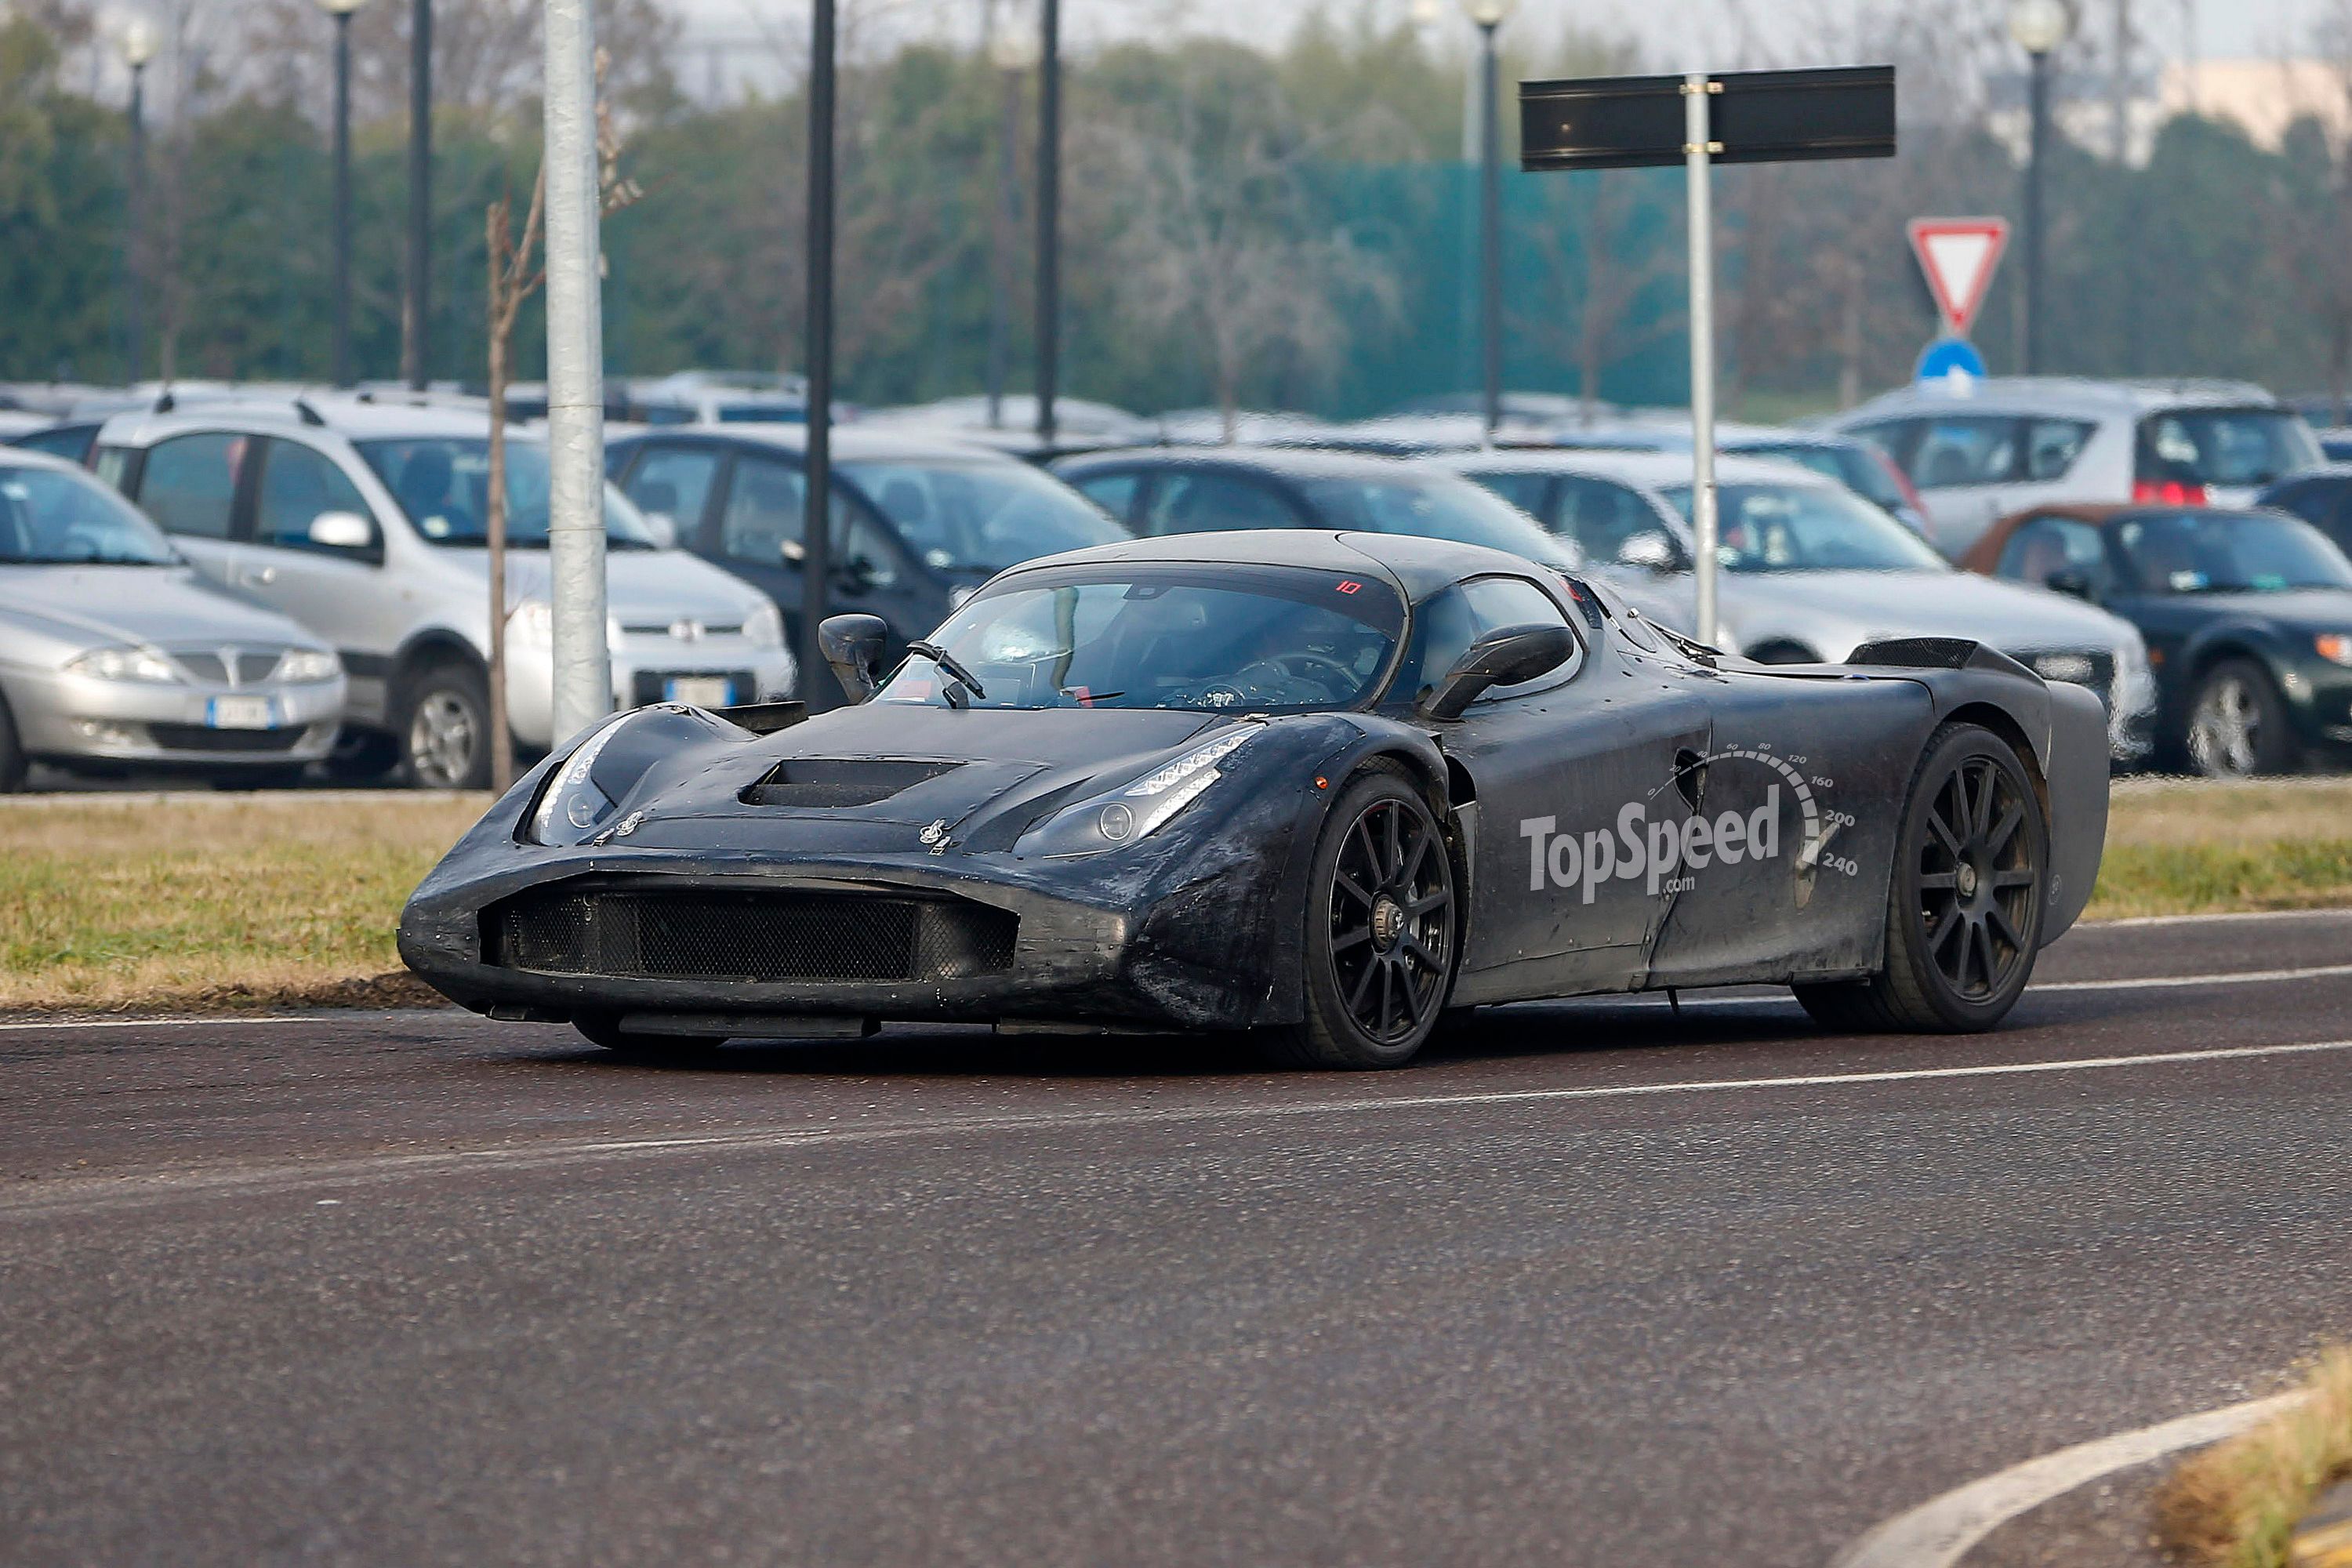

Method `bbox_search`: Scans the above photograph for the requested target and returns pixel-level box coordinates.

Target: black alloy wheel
[1265,765,1458,1069]
[1797,724,2047,1034]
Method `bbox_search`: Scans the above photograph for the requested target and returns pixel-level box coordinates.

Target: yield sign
[1907,218,2009,339]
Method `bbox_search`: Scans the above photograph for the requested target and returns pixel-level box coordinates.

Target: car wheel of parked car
[0,695,25,793]
[396,659,492,790]
[575,1014,727,1065]
[2185,658,2297,779]
[1261,764,1458,1070]
[1796,723,2047,1035]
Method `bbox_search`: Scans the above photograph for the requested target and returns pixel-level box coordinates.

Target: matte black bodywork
[401,532,2110,1040]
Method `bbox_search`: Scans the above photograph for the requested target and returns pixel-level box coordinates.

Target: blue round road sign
[1915,337,1987,387]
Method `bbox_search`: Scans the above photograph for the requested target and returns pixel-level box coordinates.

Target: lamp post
[802,0,837,708]
[405,0,431,391]
[121,18,160,384]
[2009,0,2072,375]
[318,0,370,388]
[985,11,1036,431]
[1463,0,1517,442]
[1035,0,1059,450]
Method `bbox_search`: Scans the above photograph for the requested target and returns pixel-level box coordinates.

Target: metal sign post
[1522,65,1896,650]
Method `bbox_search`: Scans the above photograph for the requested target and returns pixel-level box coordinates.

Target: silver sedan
[0,448,347,789]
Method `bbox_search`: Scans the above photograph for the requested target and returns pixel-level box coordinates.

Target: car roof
[993,527,1559,604]
[610,424,1031,466]
[1439,448,1824,490]
[97,397,500,445]
[1054,445,1475,482]
[1842,376,2282,423]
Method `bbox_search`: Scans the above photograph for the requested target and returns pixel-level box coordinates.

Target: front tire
[1796,724,2049,1034]
[1261,765,1458,1070]
[2184,658,2298,778]
[394,658,492,790]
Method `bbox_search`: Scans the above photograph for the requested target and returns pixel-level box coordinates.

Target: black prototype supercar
[398,530,2112,1069]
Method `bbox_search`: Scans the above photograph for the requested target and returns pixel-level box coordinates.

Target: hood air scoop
[745,758,964,809]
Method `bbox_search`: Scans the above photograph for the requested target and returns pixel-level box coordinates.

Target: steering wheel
[1243,652,1356,698]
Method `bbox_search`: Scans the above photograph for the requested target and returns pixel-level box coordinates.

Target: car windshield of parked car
[1660,483,1947,572]
[1296,474,1573,565]
[1735,441,1911,514]
[840,458,1128,574]
[2138,409,2321,489]
[354,438,660,549]
[2113,510,2352,593]
[0,462,178,565]
[873,564,1406,713]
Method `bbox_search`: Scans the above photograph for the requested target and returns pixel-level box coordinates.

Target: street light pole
[1035,0,1059,451]
[405,0,432,391]
[121,21,157,384]
[802,0,837,709]
[985,11,1033,431]
[1462,0,1517,443]
[319,0,370,388]
[2008,0,2073,376]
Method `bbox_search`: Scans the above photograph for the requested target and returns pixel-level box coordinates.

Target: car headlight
[66,646,180,684]
[528,716,630,845]
[278,649,342,684]
[2317,633,2352,668]
[508,599,553,646]
[1014,726,1260,858]
[744,601,785,649]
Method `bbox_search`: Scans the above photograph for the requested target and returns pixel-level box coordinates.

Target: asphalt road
[3,912,2350,1567]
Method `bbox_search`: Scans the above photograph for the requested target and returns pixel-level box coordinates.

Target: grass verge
[2155,1348,2352,1567]
[0,776,2349,1016]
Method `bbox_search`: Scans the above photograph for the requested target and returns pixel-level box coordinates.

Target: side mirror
[818,612,890,703]
[1617,532,1678,573]
[2045,568,2095,601]
[307,510,376,552]
[641,512,679,550]
[1418,623,1578,720]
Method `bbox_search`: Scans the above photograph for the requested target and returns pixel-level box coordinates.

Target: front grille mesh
[488,887,1018,984]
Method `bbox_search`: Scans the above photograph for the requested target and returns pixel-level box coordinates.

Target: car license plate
[663,677,735,707]
[205,695,278,730]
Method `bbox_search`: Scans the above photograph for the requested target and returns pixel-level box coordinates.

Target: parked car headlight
[528,716,630,845]
[66,646,180,684]
[2118,637,2158,713]
[278,649,342,684]
[1014,727,1261,858]
[2316,633,2352,668]
[744,601,785,649]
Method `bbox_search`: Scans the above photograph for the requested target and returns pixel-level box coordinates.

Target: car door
[712,452,925,655]
[124,430,256,588]
[615,441,726,551]
[1896,414,2024,557]
[1432,576,1712,1002]
[1065,466,1146,528]
[234,437,390,668]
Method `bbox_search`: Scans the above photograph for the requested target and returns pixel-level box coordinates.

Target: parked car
[1050,446,1585,575]
[608,426,1132,664]
[91,399,793,789]
[6,421,103,466]
[1719,432,1929,535]
[2316,430,2352,463]
[1828,378,2322,558]
[1960,504,2352,775]
[2256,466,2352,560]
[0,445,346,789]
[857,396,1160,463]
[1438,448,2158,762]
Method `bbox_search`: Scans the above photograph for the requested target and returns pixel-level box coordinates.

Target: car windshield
[873,564,1406,713]
[840,458,1128,574]
[2113,510,2352,593]
[0,462,178,565]
[2137,409,2321,489]
[1661,482,1947,572]
[354,438,660,548]
[1736,442,1910,512]
[1297,474,1574,566]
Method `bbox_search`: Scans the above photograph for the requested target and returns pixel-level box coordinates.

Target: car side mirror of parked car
[307,511,377,554]
[640,512,678,550]
[2045,568,2095,601]
[1418,624,1579,721]
[1617,532,1679,573]
[818,613,890,703]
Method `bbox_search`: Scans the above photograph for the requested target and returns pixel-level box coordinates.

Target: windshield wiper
[907,639,986,699]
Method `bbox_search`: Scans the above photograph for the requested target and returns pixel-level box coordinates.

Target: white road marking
[1828,1391,2307,1568]
[5,1037,2349,1220]
[2085,906,2352,930]
[0,1012,423,1033]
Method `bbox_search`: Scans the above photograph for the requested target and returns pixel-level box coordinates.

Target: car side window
[1140,471,1304,535]
[1994,515,2113,597]
[1400,575,1581,705]
[623,446,722,545]
[138,433,250,538]
[1557,476,1680,567]
[720,454,897,587]
[255,439,374,552]
[1908,417,2020,490]
[1069,470,1141,524]
[2023,419,2095,481]
[1468,471,1552,524]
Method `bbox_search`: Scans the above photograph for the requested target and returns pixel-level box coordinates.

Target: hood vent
[746,758,963,809]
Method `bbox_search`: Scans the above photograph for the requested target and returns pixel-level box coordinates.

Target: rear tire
[394,658,492,790]
[2183,658,2298,778]
[1795,723,2048,1034]
[575,1014,727,1065]
[1260,764,1458,1070]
